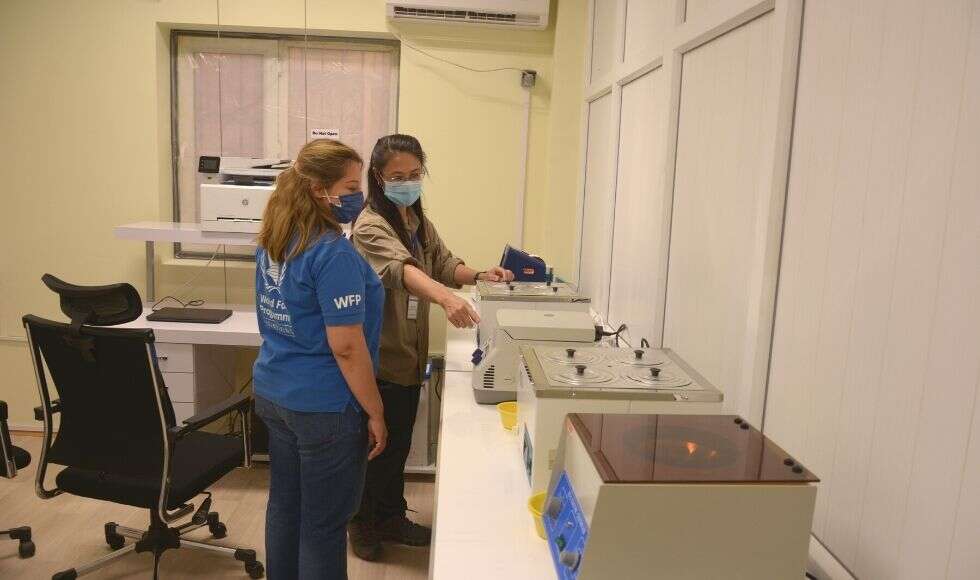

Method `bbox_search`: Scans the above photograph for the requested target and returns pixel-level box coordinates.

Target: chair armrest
[34,399,61,421]
[169,393,251,439]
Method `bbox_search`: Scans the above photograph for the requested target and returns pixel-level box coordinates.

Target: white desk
[116,306,259,423]
[430,325,554,580]
[120,304,436,473]
[118,305,261,347]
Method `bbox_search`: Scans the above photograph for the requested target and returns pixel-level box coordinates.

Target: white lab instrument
[386,0,549,29]
[472,280,591,359]
[471,309,596,405]
[518,345,723,492]
[199,156,286,233]
[543,412,818,579]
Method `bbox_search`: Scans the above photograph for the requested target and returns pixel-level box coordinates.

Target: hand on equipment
[367,415,388,460]
[442,293,481,328]
[480,266,515,283]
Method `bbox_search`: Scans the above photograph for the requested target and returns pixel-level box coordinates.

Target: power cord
[429,357,445,401]
[226,375,254,436]
[598,323,629,347]
[391,31,528,74]
[151,295,206,310]
[150,246,223,310]
[431,368,443,401]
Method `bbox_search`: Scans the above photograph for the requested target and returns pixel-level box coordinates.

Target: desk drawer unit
[172,402,195,424]
[155,343,195,373]
[155,343,237,424]
[164,372,195,403]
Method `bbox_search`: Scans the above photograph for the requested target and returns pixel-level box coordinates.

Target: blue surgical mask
[330,191,365,224]
[384,180,422,207]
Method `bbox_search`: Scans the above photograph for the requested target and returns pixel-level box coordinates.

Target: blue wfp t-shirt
[253,232,384,412]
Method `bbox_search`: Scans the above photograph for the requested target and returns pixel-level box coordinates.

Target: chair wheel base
[18,539,36,558]
[245,561,265,579]
[53,569,78,580]
[207,512,227,539]
[104,522,126,550]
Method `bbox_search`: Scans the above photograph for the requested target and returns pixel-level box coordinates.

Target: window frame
[169,29,400,260]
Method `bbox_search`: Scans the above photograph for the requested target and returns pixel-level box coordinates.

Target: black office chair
[23,275,264,580]
[1,399,36,559]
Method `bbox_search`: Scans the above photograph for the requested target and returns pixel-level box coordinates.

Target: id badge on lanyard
[407,295,419,320]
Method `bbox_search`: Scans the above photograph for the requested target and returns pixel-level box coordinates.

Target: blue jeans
[255,395,367,580]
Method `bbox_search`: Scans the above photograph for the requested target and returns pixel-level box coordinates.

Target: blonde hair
[257,139,363,263]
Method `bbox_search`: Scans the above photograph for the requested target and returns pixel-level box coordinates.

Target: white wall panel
[684,0,723,22]
[764,0,980,578]
[662,12,774,418]
[624,0,669,63]
[578,93,614,317]
[606,69,666,342]
[590,0,618,82]
[945,10,980,578]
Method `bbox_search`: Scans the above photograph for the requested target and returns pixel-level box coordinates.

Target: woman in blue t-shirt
[253,139,387,580]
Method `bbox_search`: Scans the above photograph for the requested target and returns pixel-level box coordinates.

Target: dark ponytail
[366,134,428,256]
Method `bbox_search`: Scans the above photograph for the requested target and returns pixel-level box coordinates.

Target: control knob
[545,497,563,519]
[649,367,661,378]
[559,550,581,570]
[566,348,576,358]
[634,349,644,360]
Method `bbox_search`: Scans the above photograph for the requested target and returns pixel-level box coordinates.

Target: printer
[472,309,597,405]
[198,156,288,233]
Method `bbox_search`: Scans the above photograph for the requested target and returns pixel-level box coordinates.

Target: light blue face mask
[383,180,422,207]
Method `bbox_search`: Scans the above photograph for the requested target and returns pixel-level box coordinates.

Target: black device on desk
[147,307,233,324]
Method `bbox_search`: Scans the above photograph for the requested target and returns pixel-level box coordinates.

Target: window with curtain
[172,32,399,258]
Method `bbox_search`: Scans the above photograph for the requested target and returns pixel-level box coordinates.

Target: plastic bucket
[528,492,547,539]
[497,401,518,431]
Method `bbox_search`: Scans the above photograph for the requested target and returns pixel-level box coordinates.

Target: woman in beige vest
[348,134,513,561]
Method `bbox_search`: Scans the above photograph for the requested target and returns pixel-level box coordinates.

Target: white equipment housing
[544,412,818,579]
[472,280,591,356]
[518,345,724,493]
[386,0,549,29]
[471,309,596,405]
[199,157,283,233]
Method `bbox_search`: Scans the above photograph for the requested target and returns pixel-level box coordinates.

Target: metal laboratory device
[472,281,591,362]
[472,309,596,405]
[517,345,723,492]
[544,413,818,579]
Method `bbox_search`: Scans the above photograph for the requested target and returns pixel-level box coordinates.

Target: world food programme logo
[261,254,287,294]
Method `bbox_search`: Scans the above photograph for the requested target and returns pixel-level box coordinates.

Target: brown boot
[348,520,383,561]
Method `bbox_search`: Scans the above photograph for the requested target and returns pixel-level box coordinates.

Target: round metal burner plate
[609,349,668,367]
[624,368,693,389]
[540,348,605,365]
[551,366,615,386]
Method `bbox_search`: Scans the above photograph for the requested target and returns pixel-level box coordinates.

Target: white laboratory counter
[429,325,554,580]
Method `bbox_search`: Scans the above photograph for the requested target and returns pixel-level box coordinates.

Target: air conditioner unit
[386,0,549,30]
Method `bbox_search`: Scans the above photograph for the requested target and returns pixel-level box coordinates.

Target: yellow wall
[0,0,587,425]
[526,0,587,278]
